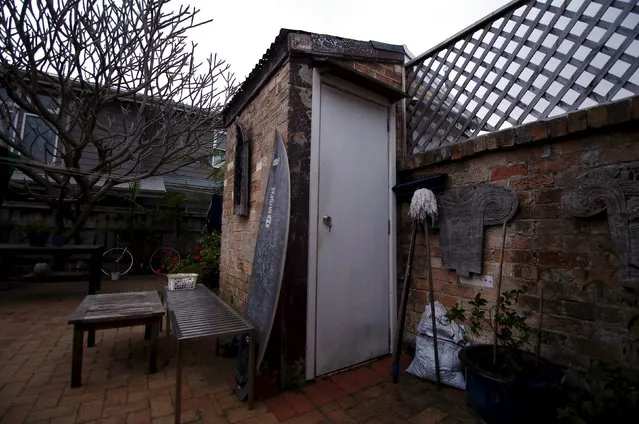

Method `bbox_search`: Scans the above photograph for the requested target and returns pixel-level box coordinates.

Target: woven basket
[167,273,198,290]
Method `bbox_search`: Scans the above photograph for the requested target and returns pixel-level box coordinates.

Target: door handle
[322,215,332,231]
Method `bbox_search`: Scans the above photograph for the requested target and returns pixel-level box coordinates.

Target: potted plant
[196,230,221,289]
[447,287,565,424]
[164,230,221,290]
[20,220,52,247]
[0,219,15,243]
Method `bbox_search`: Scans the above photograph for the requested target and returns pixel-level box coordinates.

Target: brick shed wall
[399,95,639,369]
[219,62,290,310]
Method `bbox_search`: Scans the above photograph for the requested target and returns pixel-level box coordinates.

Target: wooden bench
[163,285,256,424]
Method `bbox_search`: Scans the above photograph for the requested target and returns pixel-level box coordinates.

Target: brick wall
[399,95,639,369]
[219,62,290,310]
[334,60,403,91]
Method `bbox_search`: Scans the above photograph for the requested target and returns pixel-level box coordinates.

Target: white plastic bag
[406,301,468,390]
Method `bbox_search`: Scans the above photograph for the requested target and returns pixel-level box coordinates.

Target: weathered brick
[531,121,549,141]
[633,95,639,119]
[510,264,539,280]
[518,190,534,206]
[497,127,516,148]
[105,387,127,406]
[26,405,78,422]
[505,144,536,162]
[484,133,499,150]
[587,104,609,128]
[599,142,639,165]
[514,123,533,145]
[607,98,632,124]
[544,315,593,337]
[563,300,596,321]
[534,156,575,173]
[514,205,534,220]
[561,235,592,253]
[509,220,535,235]
[567,109,588,133]
[149,396,173,418]
[473,136,487,153]
[490,164,527,181]
[504,250,534,264]
[549,115,569,138]
[510,174,554,190]
[264,394,297,421]
[535,188,562,204]
[533,234,562,250]
[538,251,589,268]
[535,219,565,235]
[532,204,561,219]
[508,234,532,249]
[77,399,104,422]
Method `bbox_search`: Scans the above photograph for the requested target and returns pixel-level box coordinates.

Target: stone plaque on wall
[562,161,639,288]
[438,184,518,277]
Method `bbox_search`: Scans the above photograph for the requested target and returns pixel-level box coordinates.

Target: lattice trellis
[406,0,639,154]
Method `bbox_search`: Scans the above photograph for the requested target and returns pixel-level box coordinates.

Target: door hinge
[388,219,391,235]
[387,118,390,132]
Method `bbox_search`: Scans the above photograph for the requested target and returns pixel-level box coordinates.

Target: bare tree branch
[0,0,236,238]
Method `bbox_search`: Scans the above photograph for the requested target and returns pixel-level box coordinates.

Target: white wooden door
[314,82,390,376]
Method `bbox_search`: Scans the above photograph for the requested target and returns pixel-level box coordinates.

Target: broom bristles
[409,188,438,222]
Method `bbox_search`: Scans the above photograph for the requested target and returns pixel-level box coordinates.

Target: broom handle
[392,220,418,383]
[493,221,508,365]
[424,222,441,390]
[535,281,544,365]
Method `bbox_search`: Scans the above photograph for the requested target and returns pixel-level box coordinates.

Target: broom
[392,188,440,386]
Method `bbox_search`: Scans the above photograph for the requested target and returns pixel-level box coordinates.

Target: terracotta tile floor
[0,276,482,423]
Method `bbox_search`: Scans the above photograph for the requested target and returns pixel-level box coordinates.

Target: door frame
[306,67,398,380]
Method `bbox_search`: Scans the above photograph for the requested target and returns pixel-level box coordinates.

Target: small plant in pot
[20,220,52,247]
[447,286,565,424]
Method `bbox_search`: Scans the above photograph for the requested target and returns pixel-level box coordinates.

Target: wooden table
[0,244,104,294]
[163,285,256,424]
[67,291,165,388]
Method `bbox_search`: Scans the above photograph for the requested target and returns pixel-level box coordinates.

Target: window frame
[18,111,60,165]
[0,91,61,165]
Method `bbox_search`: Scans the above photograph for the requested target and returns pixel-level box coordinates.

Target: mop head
[409,188,438,223]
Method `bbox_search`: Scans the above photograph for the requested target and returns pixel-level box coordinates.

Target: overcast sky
[181,0,512,82]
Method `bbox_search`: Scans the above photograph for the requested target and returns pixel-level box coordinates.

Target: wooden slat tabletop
[68,291,164,324]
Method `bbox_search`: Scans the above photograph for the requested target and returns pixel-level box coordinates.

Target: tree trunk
[62,203,94,243]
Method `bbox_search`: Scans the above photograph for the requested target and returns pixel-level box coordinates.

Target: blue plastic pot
[27,232,49,247]
[459,344,565,424]
[51,235,67,247]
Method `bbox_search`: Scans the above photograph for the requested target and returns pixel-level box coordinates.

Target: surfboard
[235,129,290,400]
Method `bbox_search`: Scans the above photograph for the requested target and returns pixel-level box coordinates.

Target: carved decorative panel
[438,184,518,277]
[562,162,639,288]
[233,122,250,216]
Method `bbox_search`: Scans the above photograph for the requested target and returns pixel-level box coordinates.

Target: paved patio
[0,276,481,424]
